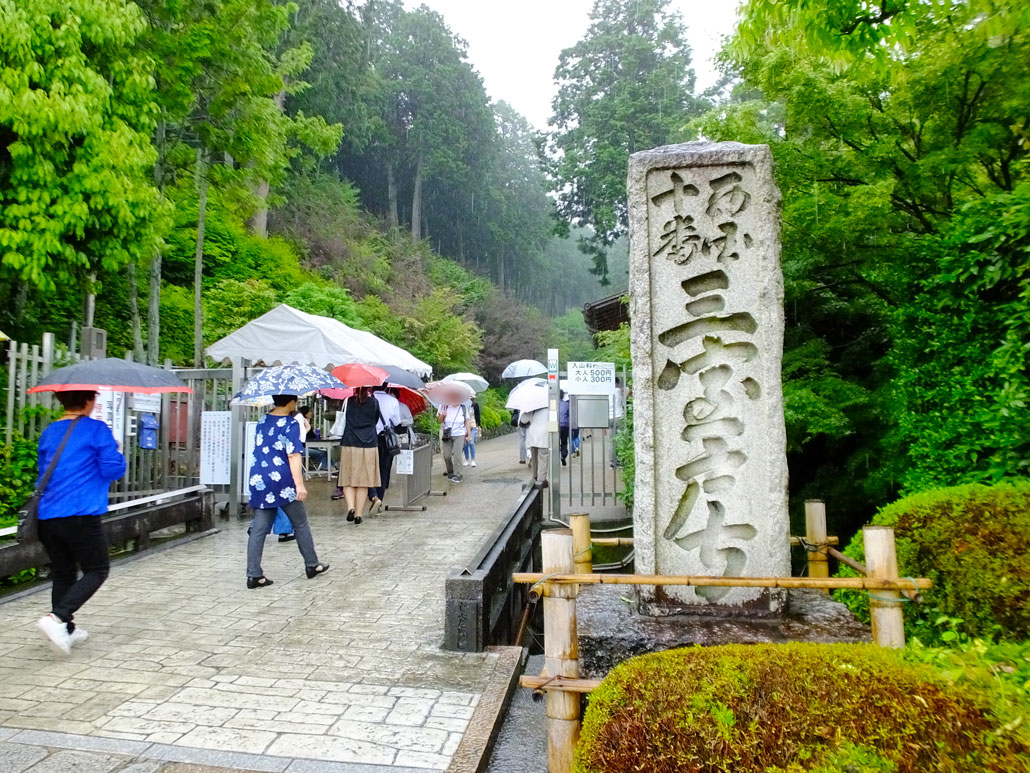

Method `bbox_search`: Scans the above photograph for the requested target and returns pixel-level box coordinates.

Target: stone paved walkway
[0,433,529,773]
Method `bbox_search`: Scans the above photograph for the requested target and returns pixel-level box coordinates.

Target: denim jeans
[247,500,319,578]
[463,427,478,461]
[38,515,110,626]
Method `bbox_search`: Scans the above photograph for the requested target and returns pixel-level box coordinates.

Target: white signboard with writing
[565,361,616,396]
[91,389,126,444]
[200,411,232,485]
[395,449,414,476]
[131,393,163,413]
[241,420,258,497]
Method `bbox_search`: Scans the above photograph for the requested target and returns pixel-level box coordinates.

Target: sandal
[346,509,356,522]
[305,563,330,579]
[247,576,274,589]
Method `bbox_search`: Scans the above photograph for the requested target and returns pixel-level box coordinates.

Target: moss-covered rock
[835,479,1030,641]
[575,643,1029,773]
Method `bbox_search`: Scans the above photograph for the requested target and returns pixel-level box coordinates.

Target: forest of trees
[1,0,1028,537]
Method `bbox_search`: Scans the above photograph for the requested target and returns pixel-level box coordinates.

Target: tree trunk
[386,160,399,228]
[410,151,423,241]
[84,272,96,327]
[248,91,283,237]
[147,120,166,366]
[126,261,145,360]
[497,254,505,292]
[193,147,209,367]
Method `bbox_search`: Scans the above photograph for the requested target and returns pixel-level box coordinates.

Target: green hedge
[835,479,1030,643]
[576,643,1029,773]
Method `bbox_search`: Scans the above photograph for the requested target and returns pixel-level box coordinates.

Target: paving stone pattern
[0,434,530,772]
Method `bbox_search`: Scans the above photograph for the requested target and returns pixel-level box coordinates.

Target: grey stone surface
[576,585,871,677]
[628,141,789,610]
[0,741,48,773]
[483,655,545,773]
[23,749,124,772]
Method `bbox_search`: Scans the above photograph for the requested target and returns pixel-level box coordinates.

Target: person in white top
[368,389,402,512]
[436,402,470,482]
[523,407,550,488]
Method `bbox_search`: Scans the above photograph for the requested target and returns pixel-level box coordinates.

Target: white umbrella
[505,377,548,413]
[502,359,547,379]
[444,372,489,393]
[425,379,476,406]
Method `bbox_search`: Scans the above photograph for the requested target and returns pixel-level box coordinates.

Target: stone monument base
[637,586,787,618]
[577,584,870,678]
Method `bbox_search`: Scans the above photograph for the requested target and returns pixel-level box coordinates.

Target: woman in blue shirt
[35,390,126,656]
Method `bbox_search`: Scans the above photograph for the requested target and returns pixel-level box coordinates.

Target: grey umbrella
[380,365,426,390]
[28,358,192,394]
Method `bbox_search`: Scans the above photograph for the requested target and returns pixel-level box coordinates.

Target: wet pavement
[0,434,529,772]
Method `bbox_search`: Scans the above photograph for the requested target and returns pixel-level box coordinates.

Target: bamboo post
[570,513,592,574]
[542,529,579,773]
[805,499,829,592]
[864,526,905,648]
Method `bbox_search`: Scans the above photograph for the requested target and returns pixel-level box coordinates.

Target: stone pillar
[628,142,789,613]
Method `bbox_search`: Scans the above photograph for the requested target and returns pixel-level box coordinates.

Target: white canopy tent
[206,303,432,378]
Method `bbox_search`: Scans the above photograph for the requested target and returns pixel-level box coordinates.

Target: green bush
[834,479,1030,643]
[477,388,510,431]
[0,431,39,529]
[576,643,1029,773]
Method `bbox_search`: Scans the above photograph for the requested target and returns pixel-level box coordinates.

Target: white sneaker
[462,460,469,466]
[371,497,384,514]
[37,613,71,655]
[470,461,476,467]
[69,627,89,647]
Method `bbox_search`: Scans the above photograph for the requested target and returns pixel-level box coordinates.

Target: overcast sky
[401,1,742,130]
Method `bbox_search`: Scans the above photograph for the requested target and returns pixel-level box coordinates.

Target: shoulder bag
[17,416,82,542]
[376,403,401,458]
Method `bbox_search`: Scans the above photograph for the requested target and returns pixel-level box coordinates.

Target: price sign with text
[566,362,616,395]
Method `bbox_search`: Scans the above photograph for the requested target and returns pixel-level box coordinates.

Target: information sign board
[200,411,232,485]
[565,361,616,396]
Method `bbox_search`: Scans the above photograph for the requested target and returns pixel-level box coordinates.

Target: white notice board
[131,393,163,413]
[91,389,126,444]
[241,420,258,497]
[565,362,616,396]
[395,449,414,476]
[200,411,232,485]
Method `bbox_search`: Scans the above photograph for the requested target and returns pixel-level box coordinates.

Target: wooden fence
[519,514,932,772]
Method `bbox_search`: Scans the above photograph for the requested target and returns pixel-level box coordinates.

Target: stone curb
[447,646,524,773]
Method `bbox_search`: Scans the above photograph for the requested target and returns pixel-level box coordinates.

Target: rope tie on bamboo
[796,537,828,554]
[575,548,592,559]
[530,571,568,592]
[868,577,921,604]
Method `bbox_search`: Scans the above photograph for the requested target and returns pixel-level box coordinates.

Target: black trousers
[368,436,393,501]
[560,426,570,461]
[38,516,110,627]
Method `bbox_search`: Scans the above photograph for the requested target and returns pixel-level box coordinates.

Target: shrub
[0,431,39,529]
[576,643,1029,773]
[834,479,1030,643]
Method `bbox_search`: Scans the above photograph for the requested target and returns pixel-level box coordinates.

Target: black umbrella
[28,358,192,394]
[380,365,425,390]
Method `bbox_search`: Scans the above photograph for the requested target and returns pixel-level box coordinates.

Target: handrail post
[570,513,592,574]
[805,499,829,592]
[864,526,905,648]
[542,529,579,773]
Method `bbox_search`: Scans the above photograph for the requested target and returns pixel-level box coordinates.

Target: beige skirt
[338,445,381,488]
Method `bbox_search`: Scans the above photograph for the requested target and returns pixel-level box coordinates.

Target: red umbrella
[388,386,429,416]
[331,363,389,388]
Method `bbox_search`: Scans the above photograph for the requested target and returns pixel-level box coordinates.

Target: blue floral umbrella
[232,364,345,405]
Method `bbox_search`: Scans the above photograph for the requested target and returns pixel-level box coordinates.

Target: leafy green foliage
[835,480,1030,642]
[548,0,706,281]
[283,282,361,327]
[577,643,1029,773]
[0,0,162,291]
[476,388,510,431]
[548,310,597,364]
[203,278,278,343]
[0,430,38,528]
